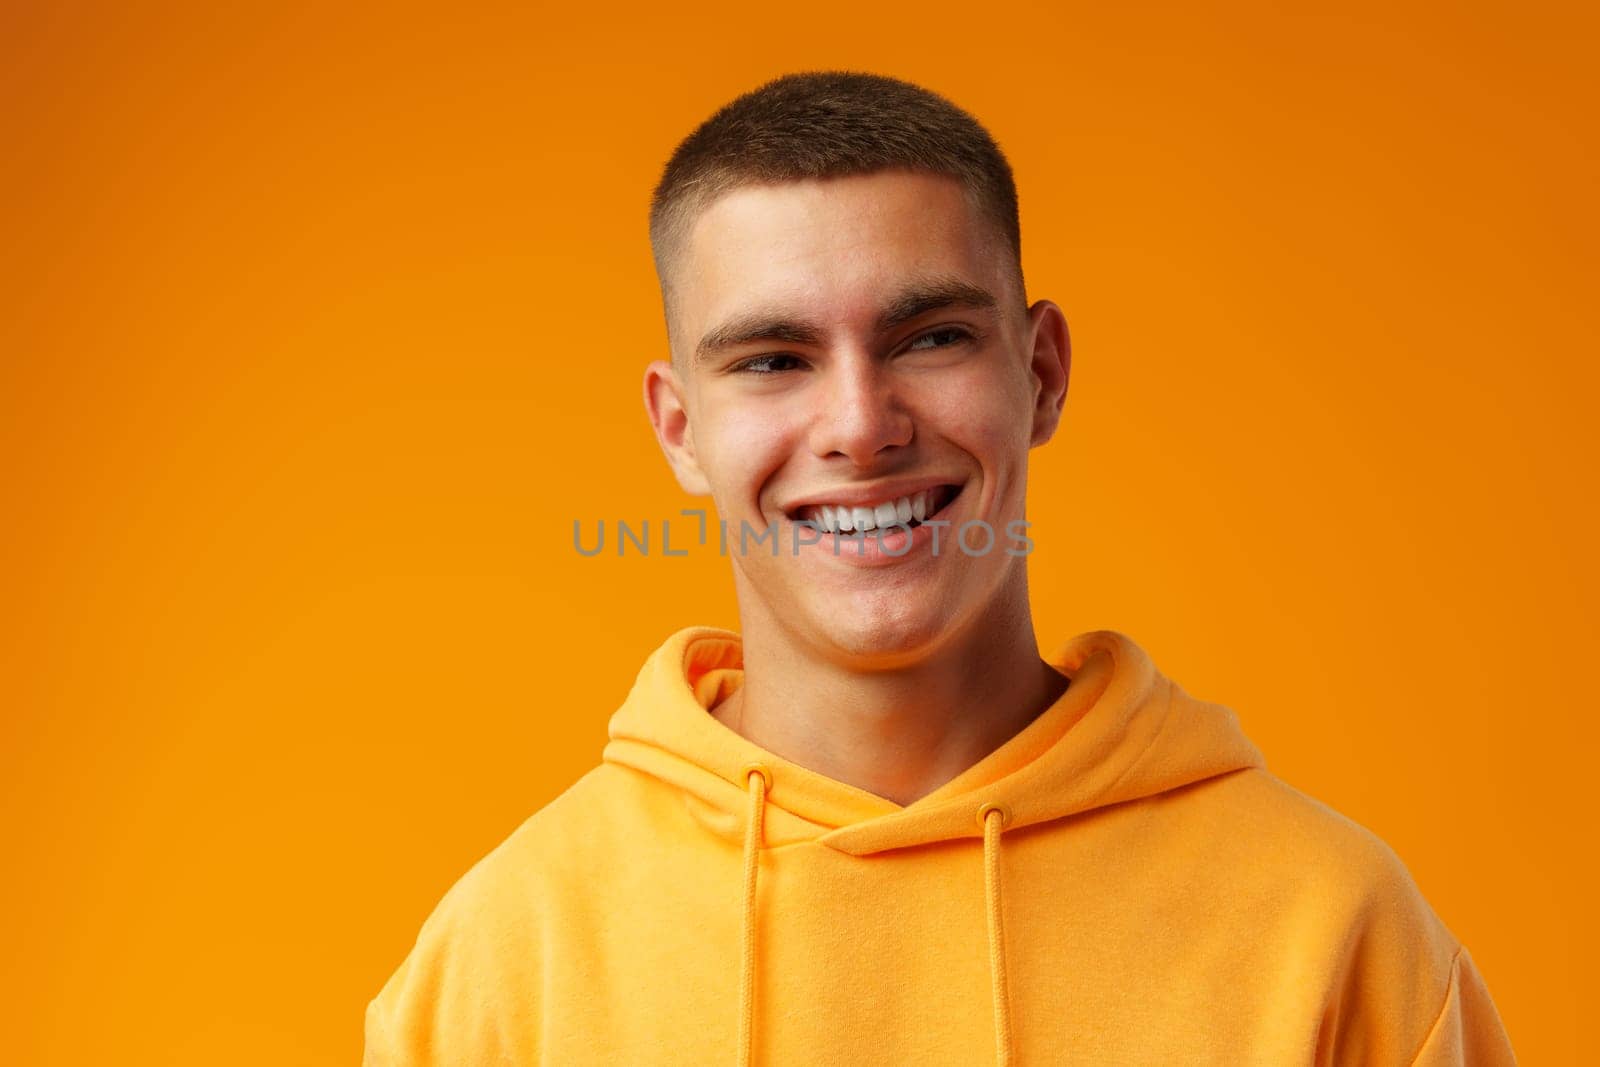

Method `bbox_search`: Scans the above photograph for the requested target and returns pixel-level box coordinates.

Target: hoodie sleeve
[1314,835,1516,1066]
[1405,946,1517,1066]
[362,853,543,1066]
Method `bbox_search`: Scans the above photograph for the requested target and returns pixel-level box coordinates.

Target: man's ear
[643,359,712,494]
[1024,299,1072,447]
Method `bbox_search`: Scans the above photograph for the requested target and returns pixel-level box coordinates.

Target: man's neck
[712,577,1069,807]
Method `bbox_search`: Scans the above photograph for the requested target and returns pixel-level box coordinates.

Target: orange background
[3,2,1594,1063]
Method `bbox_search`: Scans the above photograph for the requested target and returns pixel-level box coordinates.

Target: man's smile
[779,479,964,534]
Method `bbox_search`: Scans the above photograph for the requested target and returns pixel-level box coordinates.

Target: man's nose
[808,358,914,465]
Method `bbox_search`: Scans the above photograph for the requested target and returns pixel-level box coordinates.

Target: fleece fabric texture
[363,626,1516,1065]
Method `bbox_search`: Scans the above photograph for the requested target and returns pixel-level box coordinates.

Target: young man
[364,72,1515,1065]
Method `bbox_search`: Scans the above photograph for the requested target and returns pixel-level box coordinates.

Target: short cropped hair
[649,71,1024,304]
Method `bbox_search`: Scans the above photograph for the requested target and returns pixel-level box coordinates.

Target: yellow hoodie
[363,627,1516,1065]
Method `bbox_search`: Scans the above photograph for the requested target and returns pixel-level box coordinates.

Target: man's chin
[804,603,953,669]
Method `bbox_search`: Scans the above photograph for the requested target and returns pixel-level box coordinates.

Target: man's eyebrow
[875,277,998,333]
[692,276,999,365]
[695,316,825,364]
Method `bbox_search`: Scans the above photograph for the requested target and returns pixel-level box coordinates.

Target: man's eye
[907,327,972,351]
[733,354,803,374]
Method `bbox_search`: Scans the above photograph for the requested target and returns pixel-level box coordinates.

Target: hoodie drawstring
[734,768,1015,1067]
[980,802,1014,1066]
[738,763,772,1067]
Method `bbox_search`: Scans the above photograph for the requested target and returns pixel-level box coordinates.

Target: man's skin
[644,169,1074,806]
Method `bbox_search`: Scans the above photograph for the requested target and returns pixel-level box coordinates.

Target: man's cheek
[949,405,1018,454]
[698,414,764,468]
[714,405,794,452]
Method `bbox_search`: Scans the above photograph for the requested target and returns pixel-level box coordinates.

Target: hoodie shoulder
[1208,767,1460,934]
[363,763,650,1065]
[1194,767,1509,1062]
[474,762,657,885]
[385,761,656,944]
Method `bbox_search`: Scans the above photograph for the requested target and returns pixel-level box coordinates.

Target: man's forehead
[674,171,1008,335]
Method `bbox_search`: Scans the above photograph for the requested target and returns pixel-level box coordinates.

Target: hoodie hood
[602,625,1266,854]
[604,627,1268,1064]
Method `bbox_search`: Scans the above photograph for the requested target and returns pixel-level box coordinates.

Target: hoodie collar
[602,626,1266,856]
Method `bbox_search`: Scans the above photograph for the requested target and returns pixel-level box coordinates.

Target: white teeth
[799,489,943,534]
